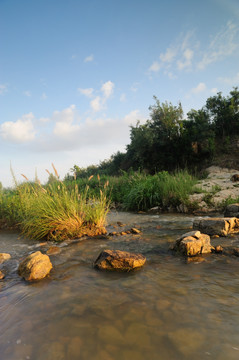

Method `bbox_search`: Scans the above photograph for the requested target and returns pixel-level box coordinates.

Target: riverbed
[0,211,239,360]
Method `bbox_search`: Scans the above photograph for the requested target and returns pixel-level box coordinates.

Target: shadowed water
[0,211,239,360]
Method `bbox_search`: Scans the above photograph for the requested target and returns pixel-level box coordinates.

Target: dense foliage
[66,88,239,179]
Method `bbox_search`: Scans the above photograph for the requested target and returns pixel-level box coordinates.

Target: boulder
[0,253,11,263]
[224,203,239,218]
[18,251,52,281]
[193,217,239,236]
[173,230,212,256]
[94,249,146,271]
[231,174,239,182]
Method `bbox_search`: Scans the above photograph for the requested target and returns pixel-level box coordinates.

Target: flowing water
[0,211,239,360]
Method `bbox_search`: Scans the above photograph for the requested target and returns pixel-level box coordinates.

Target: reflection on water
[0,212,239,360]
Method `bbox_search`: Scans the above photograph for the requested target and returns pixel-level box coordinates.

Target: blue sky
[0,0,239,187]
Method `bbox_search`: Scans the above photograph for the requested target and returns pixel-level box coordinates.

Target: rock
[231,174,239,182]
[224,203,239,218]
[131,227,141,234]
[214,245,223,253]
[94,249,146,271]
[0,270,5,279]
[0,253,11,263]
[193,217,239,236]
[18,251,53,281]
[173,231,212,256]
[46,246,61,255]
[176,203,188,213]
[233,248,239,256]
[148,206,161,214]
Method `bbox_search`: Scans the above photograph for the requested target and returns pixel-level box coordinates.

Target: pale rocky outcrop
[94,249,146,271]
[193,217,239,236]
[0,253,11,263]
[173,230,212,256]
[188,166,239,211]
[18,251,52,281]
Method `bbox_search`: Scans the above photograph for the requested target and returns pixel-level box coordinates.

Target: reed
[0,166,110,241]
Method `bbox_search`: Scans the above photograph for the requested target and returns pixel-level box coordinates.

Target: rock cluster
[173,231,212,256]
[94,249,146,271]
[193,217,239,236]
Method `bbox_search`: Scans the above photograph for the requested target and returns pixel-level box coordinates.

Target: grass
[66,170,198,212]
[0,165,110,241]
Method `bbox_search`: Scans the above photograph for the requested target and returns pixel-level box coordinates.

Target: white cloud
[177,48,194,70]
[211,88,218,94]
[148,61,161,73]
[23,90,31,97]
[101,81,114,98]
[120,93,126,102]
[53,105,81,137]
[198,21,239,70]
[90,96,102,112]
[0,113,36,143]
[84,54,94,63]
[0,84,7,95]
[218,72,239,85]
[41,92,47,100]
[160,47,177,63]
[191,82,206,94]
[78,87,94,98]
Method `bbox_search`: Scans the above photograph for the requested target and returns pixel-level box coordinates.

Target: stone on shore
[193,217,239,236]
[94,249,146,271]
[173,230,212,256]
[18,251,52,281]
[224,203,239,218]
[0,253,11,263]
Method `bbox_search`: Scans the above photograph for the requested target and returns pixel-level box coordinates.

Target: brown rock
[173,231,212,256]
[224,203,239,218]
[0,253,11,263]
[193,217,239,236]
[46,246,61,255]
[18,251,53,281]
[131,228,141,234]
[0,271,5,279]
[214,245,223,253]
[94,249,146,271]
[233,248,239,256]
[231,174,239,182]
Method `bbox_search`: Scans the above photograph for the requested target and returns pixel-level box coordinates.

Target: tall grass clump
[122,170,197,211]
[0,165,110,241]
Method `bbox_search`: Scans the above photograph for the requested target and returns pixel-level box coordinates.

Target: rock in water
[193,217,239,236]
[94,249,146,271]
[0,253,11,263]
[18,251,53,281]
[224,203,239,218]
[173,230,212,256]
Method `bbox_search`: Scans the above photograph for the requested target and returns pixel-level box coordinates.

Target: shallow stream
[0,211,239,360]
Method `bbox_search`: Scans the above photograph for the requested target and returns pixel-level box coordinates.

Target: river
[0,211,239,359]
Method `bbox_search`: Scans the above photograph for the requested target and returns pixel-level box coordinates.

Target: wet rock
[98,325,124,345]
[168,328,205,357]
[173,230,212,256]
[131,227,141,234]
[94,249,146,271]
[18,251,53,281]
[214,245,223,253]
[233,248,239,256]
[148,206,161,214]
[0,253,11,263]
[224,203,239,218]
[46,246,61,255]
[66,336,82,359]
[193,217,239,236]
[0,270,5,279]
[231,174,239,182]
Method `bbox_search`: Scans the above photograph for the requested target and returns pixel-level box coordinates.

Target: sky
[0,0,239,187]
